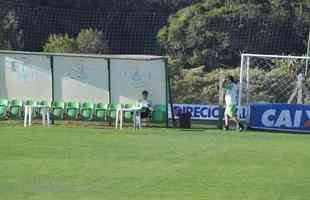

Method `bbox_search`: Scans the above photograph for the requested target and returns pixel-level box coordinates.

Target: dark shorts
[141,107,151,118]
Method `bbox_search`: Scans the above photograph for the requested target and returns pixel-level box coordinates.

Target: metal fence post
[50,55,55,125]
[217,72,225,129]
[305,29,310,76]
[107,58,112,126]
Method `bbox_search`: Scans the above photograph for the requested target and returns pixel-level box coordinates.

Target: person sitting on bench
[139,90,153,118]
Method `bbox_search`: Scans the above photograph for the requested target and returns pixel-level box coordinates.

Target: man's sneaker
[224,125,229,131]
[238,123,244,132]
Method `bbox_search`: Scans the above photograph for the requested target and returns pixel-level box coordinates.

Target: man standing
[223,76,244,131]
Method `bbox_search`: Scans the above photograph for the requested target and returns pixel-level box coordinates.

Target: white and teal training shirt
[224,83,238,106]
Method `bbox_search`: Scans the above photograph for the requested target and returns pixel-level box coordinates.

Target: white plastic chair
[24,105,33,127]
[115,103,142,130]
[24,101,50,127]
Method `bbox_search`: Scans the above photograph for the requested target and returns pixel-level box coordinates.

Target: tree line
[0,0,199,12]
[0,0,310,103]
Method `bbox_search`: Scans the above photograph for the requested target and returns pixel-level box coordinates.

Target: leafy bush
[158,0,309,72]
[76,28,109,54]
[1,11,23,50]
[171,67,241,104]
[171,60,305,104]
[43,34,77,53]
[43,29,109,54]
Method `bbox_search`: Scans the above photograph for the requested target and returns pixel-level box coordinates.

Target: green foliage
[171,59,308,104]
[159,0,310,103]
[255,59,307,103]
[158,2,245,70]
[1,11,23,50]
[43,34,77,53]
[158,0,310,71]
[76,29,109,54]
[16,0,197,12]
[172,67,241,104]
[43,29,109,54]
[171,67,206,104]
[0,24,4,49]
[0,12,4,49]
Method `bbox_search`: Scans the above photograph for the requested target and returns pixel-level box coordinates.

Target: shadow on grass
[180,129,206,132]
[247,127,310,136]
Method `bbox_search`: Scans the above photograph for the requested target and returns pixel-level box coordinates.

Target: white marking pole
[306,29,310,75]
[238,55,245,129]
[238,55,245,110]
[245,56,251,127]
[246,56,250,105]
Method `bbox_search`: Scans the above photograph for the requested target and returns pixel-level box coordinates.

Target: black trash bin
[178,111,192,129]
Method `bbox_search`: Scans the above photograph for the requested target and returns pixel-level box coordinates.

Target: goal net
[239,54,310,106]
[238,54,310,131]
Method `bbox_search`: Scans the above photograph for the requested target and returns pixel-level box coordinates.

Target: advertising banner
[168,104,247,121]
[249,104,310,133]
[0,53,52,101]
[110,59,166,105]
[53,56,109,102]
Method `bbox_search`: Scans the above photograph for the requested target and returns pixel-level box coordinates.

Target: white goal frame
[238,53,310,125]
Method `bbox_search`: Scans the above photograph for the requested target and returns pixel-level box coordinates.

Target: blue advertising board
[249,104,310,133]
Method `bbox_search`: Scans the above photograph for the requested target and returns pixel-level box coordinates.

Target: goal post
[239,53,310,132]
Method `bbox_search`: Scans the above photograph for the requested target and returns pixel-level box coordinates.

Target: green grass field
[1,125,310,200]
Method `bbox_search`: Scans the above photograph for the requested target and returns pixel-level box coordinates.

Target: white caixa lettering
[262,109,309,128]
